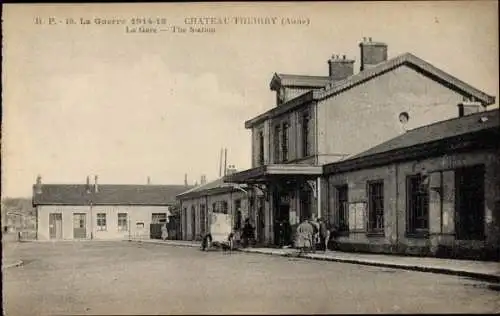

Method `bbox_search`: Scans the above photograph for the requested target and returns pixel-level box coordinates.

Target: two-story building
[224,38,496,246]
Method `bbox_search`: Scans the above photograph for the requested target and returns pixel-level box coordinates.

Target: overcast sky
[2,2,498,198]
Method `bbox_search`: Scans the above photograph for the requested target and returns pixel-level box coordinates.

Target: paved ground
[3,241,500,315]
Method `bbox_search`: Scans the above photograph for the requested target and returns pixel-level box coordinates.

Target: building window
[335,185,349,232]
[118,213,128,231]
[406,175,429,236]
[213,201,229,214]
[301,113,310,157]
[200,204,207,235]
[221,201,229,214]
[96,213,107,231]
[152,213,167,224]
[258,130,265,166]
[281,122,289,162]
[274,125,281,163]
[368,181,384,234]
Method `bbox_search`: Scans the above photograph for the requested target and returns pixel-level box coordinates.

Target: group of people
[295,217,337,253]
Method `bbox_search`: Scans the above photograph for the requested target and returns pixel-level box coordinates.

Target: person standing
[318,218,329,251]
[295,219,315,254]
[161,223,168,241]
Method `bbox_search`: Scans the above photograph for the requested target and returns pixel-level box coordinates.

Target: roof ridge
[405,108,498,134]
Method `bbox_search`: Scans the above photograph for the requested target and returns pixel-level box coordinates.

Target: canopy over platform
[223,164,322,185]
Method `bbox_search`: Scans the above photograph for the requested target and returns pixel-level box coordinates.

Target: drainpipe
[317,177,321,219]
[90,201,93,240]
[395,164,399,247]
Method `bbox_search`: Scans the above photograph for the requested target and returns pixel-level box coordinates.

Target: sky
[2,1,499,198]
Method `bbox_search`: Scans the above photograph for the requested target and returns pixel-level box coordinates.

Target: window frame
[258,130,265,166]
[367,180,385,235]
[117,213,128,232]
[335,184,349,233]
[281,121,289,162]
[273,124,281,163]
[406,174,430,238]
[301,112,311,158]
[96,213,107,231]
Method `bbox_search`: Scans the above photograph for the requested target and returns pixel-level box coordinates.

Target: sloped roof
[270,73,331,90]
[32,184,191,206]
[324,109,499,174]
[313,53,495,104]
[246,52,496,128]
[176,177,247,199]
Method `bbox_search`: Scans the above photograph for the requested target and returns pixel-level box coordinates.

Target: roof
[324,109,500,174]
[313,53,495,104]
[176,177,247,199]
[246,53,496,128]
[223,164,323,184]
[270,73,331,90]
[32,184,192,206]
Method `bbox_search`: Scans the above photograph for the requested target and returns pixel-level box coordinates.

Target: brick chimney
[35,175,42,194]
[94,175,99,193]
[147,176,151,185]
[327,54,355,81]
[200,175,207,185]
[226,165,237,176]
[86,176,91,193]
[359,37,388,71]
[458,101,482,117]
[184,174,188,187]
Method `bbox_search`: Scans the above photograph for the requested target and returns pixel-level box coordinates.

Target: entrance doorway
[191,206,196,240]
[256,197,265,244]
[273,191,291,246]
[455,165,485,240]
[49,213,62,239]
[299,188,312,222]
[73,213,87,239]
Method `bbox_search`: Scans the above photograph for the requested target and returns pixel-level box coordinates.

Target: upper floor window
[258,130,265,166]
[274,125,281,163]
[281,122,289,162]
[301,113,311,157]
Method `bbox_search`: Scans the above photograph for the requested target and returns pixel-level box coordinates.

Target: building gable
[316,63,494,165]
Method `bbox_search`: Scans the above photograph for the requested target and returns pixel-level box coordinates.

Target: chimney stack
[327,54,355,81]
[184,174,188,187]
[200,175,207,185]
[226,165,237,176]
[458,100,482,117]
[359,37,388,71]
[94,175,99,193]
[86,176,91,193]
[35,175,42,194]
[147,176,151,185]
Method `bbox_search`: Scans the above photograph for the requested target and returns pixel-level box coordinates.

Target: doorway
[49,213,62,239]
[73,213,87,239]
[256,197,266,244]
[273,190,290,246]
[455,165,485,240]
[191,206,196,240]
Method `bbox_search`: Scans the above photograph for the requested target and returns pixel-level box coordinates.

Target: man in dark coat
[318,218,328,251]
